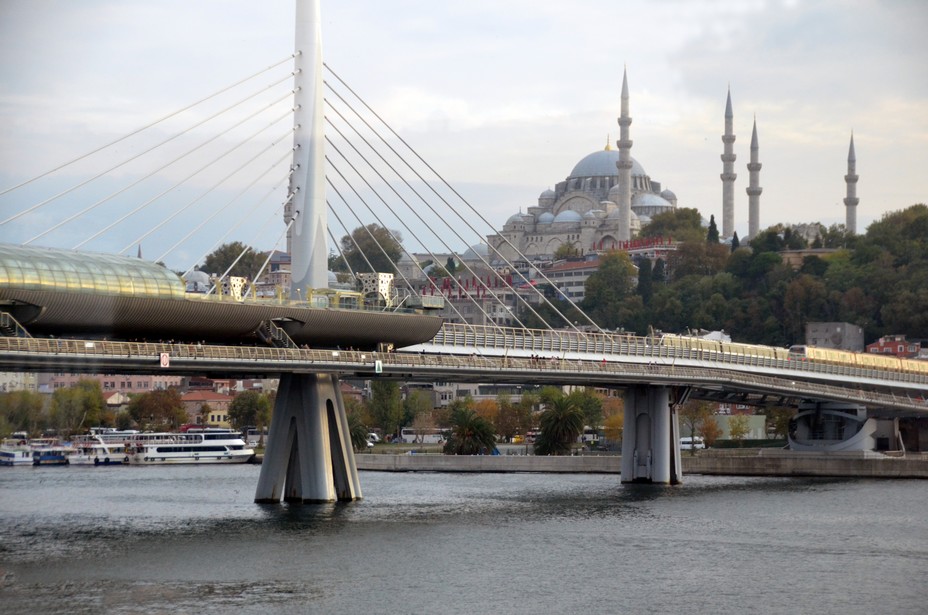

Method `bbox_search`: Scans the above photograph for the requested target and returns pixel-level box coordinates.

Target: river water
[1,465,926,614]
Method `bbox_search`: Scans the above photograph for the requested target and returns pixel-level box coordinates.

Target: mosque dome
[569,149,646,179]
[461,243,490,261]
[506,212,533,225]
[537,212,555,224]
[553,210,582,223]
[540,188,556,198]
[632,193,673,210]
[660,188,677,201]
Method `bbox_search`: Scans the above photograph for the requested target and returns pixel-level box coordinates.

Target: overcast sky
[1,0,926,268]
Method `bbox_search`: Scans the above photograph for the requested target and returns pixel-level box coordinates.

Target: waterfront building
[804,322,864,351]
[866,335,921,358]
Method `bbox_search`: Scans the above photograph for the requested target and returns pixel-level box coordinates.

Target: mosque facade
[487,70,677,265]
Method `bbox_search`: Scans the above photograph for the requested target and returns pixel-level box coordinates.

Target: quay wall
[352,452,928,479]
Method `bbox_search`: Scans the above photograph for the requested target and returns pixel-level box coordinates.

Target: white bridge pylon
[621,386,684,485]
[255,372,362,503]
[257,0,358,503]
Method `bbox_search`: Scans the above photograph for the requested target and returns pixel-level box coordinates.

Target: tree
[495,393,532,442]
[603,413,624,447]
[639,207,705,243]
[731,232,740,251]
[346,410,370,453]
[766,406,796,440]
[127,389,186,431]
[402,389,433,430]
[727,414,750,447]
[0,390,45,435]
[553,242,580,260]
[706,215,720,244]
[369,381,404,439]
[337,223,403,275]
[49,379,104,437]
[567,388,603,431]
[228,391,271,430]
[636,257,653,305]
[581,250,638,328]
[699,415,723,448]
[679,400,713,455]
[203,241,264,280]
[534,396,584,456]
[443,406,496,455]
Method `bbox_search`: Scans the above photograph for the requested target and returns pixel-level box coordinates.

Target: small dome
[540,188,556,198]
[632,193,673,209]
[506,212,532,225]
[637,214,652,225]
[537,212,555,224]
[461,243,490,260]
[660,188,676,200]
[553,210,582,223]
[328,270,338,283]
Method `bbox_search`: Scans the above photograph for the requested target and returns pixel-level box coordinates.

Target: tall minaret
[720,88,737,239]
[843,133,859,234]
[746,117,762,239]
[616,68,633,242]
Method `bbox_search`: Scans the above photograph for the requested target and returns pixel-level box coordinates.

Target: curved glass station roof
[0,244,184,298]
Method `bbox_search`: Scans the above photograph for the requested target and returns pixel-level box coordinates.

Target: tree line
[528,204,928,346]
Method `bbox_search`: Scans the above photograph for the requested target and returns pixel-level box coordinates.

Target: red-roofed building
[181,390,234,426]
[866,335,920,358]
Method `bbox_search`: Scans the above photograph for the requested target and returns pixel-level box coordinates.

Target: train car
[901,358,928,376]
[660,335,721,353]
[858,352,902,371]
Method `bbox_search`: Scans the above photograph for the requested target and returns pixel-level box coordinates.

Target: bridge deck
[0,336,924,415]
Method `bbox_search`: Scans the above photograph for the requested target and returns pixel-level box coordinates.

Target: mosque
[485,69,859,266]
[487,69,674,264]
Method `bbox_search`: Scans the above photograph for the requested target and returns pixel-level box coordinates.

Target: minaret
[720,88,737,239]
[843,133,859,234]
[746,117,762,239]
[616,68,633,242]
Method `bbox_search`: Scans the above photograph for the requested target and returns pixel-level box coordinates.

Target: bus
[399,427,447,444]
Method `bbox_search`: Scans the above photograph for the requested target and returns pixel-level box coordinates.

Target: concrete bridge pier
[621,385,682,484]
[255,372,362,503]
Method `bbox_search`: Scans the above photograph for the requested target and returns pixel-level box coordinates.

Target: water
[1,465,926,614]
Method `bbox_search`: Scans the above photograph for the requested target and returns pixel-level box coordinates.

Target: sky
[1,0,926,270]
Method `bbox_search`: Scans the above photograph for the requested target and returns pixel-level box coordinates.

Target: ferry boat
[125,429,255,465]
[30,439,72,466]
[69,435,128,466]
[0,438,33,466]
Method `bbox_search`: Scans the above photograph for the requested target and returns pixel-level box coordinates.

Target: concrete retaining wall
[354,452,928,478]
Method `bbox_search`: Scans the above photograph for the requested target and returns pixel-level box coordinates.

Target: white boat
[69,435,129,466]
[0,438,33,466]
[125,428,255,465]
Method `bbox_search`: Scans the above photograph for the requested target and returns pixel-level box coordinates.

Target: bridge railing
[427,323,928,388]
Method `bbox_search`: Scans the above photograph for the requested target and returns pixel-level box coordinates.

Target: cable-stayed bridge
[1,1,926,503]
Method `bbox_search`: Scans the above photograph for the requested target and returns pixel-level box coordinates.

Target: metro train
[658,334,928,376]
[787,344,928,376]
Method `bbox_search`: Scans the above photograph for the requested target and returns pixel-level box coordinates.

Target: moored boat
[30,440,72,466]
[125,428,255,465]
[69,435,129,466]
[0,439,33,466]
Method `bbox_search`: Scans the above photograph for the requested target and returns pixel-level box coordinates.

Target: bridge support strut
[255,372,362,503]
[621,385,682,484]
